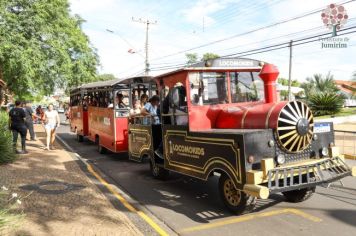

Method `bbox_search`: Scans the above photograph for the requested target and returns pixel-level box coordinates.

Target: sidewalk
[0,125,142,236]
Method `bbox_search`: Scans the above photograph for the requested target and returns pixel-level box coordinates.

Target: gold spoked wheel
[277,101,314,153]
[223,178,241,206]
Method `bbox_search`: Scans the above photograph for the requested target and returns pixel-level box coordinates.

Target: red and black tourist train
[70,58,356,214]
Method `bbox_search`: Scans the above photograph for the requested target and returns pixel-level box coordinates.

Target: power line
[149,0,355,62]
[148,25,356,71]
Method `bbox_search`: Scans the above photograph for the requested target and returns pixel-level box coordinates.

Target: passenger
[141,95,160,125]
[129,100,141,117]
[140,94,148,108]
[115,93,127,109]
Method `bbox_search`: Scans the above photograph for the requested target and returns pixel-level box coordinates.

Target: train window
[230,72,264,103]
[189,72,228,105]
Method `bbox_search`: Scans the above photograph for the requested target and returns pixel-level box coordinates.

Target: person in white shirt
[43,104,60,150]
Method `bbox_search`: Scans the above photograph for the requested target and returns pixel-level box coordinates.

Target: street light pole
[288,40,293,101]
[132,18,157,76]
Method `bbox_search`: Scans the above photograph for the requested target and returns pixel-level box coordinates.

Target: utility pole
[132,17,157,76]
[287,40,293,101]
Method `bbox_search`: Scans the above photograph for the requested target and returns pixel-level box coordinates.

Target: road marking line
[87,164,169,236]
[178,208,322,234]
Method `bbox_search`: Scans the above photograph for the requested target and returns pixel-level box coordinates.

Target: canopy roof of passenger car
[154,57,264,79]
[71,76,154,92]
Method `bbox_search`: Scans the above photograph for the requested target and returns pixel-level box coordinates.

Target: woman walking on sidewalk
[43,104,60,150]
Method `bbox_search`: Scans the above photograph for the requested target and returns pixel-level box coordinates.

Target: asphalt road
[57,117,356,236]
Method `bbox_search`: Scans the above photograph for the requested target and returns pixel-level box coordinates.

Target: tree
[0,0,99,99]
[201,53,219,61]
[97,74,117,81]
[301,72,344,116]
[301,72,338,98]
[185,53,198,65]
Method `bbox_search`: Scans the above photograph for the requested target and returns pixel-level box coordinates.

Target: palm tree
[302,72,338,97]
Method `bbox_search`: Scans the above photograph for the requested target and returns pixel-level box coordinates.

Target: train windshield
[189,71,264,105]
[189,72,228,105]
[230,72,264,103]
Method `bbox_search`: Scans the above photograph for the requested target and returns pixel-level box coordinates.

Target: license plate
[314,123,331,133]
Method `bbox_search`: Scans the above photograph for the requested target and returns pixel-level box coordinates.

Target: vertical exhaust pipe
[259,64,279,103]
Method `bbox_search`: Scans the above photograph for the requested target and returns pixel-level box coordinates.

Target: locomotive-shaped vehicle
[129,58,356,214]
[70,58,356,214]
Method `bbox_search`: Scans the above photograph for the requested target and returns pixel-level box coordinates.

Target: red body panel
[88,107,128,153]
[215,101,288,129]
[70,106,88,136]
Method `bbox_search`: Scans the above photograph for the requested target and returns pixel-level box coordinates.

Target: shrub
[307,93,344,116]
[0,112,16,164]
[0,187,24,233]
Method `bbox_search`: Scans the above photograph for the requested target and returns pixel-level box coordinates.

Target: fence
[334,130,356,156]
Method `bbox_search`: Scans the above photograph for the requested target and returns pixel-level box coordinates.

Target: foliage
[185,53,198,65]
[278,78,301,100]
[185,52,220,65]
[0,0,99,99]
[301,72,338,98]
[97,73,117,81]
[307,93,344,116]
[0,187,24,233]
[201,53,220,61]
[0,112,16,164]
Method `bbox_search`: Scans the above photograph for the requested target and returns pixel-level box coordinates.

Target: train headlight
[321,147,329,157]
[313,134,318,141]
[276,154,286,165]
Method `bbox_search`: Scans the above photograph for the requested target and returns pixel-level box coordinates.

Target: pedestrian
[43,104,60,150]
[8,100,28,154]
[141,95,160,125]
[24,101,38,141]
[36,105,44,124]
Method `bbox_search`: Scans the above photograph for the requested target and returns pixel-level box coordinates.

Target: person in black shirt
[24,101,37,141]
[9,101,28,154]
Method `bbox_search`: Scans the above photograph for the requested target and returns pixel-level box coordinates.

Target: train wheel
[76,134,84,142]
[219,174,256,215]
[95,136,107,154]
[98,144,107,154]
[149,156,169,180]
[282,187,315,203]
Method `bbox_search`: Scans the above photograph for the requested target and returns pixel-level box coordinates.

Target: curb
[55,134,177,236]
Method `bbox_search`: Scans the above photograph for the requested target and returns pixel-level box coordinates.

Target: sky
[69,0,356,82]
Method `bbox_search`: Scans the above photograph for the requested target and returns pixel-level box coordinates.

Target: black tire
[282,187,315,203]
[98,144,107,154]
[219,174,256,215]
[95,136,107,154]
[76,134,84,142]
[149,156,169,180]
